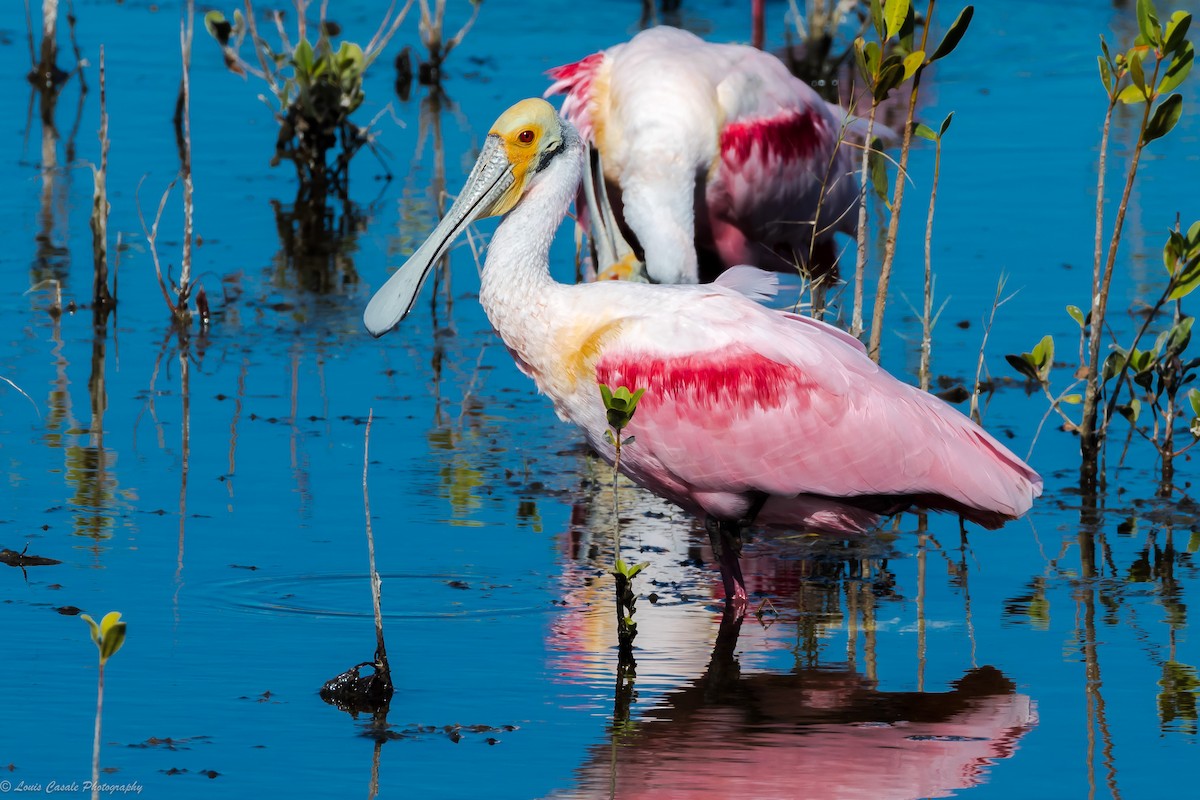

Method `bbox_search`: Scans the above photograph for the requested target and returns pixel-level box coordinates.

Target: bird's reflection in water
[548,455,1036,799]
[550,605,1035,800]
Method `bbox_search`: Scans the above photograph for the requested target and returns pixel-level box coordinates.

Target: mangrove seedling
[204,1,410,202]
[81,612,126,800]
[600,383,648,656]
[600,384,645,469]
[1010,221,1200,492]
[1078,0,1194,483]
[851,0,974,357]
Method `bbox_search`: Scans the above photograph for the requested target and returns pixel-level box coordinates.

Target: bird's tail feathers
[713,265,780,302]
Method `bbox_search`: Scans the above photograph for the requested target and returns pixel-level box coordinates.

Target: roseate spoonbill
[363,98,1042,610]
[545,26,874,288]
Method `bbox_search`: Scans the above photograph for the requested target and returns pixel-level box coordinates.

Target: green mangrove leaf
[1158,44,1194,96]
[1118,397,1142,423]
[81,611,126,664]
[337,41,366,77]
[204,11,232,45]
[1133,347,1155,373]
[913,122,938,141]
[1117,82,1148,104]
[1165,11,1192,55]
[99,621,126,663]
[901,50,925,81]
[1128,47,1148,95]
[853,38,871,81]
[884,0,911,41]
[1136,0,1163,48]
[868,147,890,204]
[939,111,955,137]
[1103,349,1128,381]
[1031,334,1054,380]
[930,6,975,62]
[865,40,883,77]
[1005,354,1040,382]
[870,0,885,40]
[898,2,916,51]
[1145,93,1183,142]
[81,613,101,646]
[874,60,906,101]
[1155,327,1173,356]
[293,39,315,78]
[1170,254,1200,299]
[1165,316,1194,358]
[1165,229,1187,273]
[1099,55,1115,94]
[1067,304,1085,327]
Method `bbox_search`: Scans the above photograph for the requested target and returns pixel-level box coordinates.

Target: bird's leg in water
[706,517,748,612]
[705,495,766,614]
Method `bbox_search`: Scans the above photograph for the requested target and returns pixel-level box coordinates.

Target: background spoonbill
[363,98,1041,611]
[545,26,878,293]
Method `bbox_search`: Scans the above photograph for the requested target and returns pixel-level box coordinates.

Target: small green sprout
[600,384,645,436]
[83,611,126,800]
[1005,335,1055,384]
[81,611,126,665]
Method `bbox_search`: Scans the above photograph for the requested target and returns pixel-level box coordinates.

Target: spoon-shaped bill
[363,136,515,337]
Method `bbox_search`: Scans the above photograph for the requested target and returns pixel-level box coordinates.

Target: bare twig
[90,45,112,310]
[441,0,481,59]
[919,127,946,391]
[366,0,416,63]
[242,0,281,94]
[179,15,195,320]
[362,409,390,680]
[0,374,42,419]
[970,275,1016,425]
[136,176,180,315]
[1027,379,1084,461]
[851,106,879,337]
[23,0,36,66]
[867,0,938,362]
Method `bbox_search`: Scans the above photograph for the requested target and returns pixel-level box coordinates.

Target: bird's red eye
[518,129,535,144]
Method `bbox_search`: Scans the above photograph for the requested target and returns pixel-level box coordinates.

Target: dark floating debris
[935,386,971,404]
[129,735,211,751]
[320,660,393,716]
[162,768,219,779]
[0,546,61,567]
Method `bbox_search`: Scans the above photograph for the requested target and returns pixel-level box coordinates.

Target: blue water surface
[2,0,1200,798]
